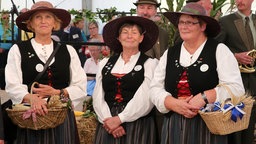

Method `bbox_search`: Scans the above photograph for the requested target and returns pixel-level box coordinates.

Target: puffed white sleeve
[93,58,112,123]
[5,44,30,104]
[215,43,245,102]
[117,58,158,123]
[150,50,172,113]
[66,45,87,107]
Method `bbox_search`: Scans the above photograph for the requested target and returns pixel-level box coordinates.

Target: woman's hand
[32,83,60,99]
[0,139,4,144]
[103,116,122,134]
[164,95,199,118]
[189,89,216,110]
[112,126,126,138]
[188,94,206,110]
[23,93,48,115]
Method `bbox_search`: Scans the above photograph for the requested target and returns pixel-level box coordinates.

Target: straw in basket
[199,84,255,135]
[6,82,68,130]
[76,116,97,144]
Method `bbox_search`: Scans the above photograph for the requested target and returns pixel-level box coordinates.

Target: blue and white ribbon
[223,102,245,122]
[212,102,224,111]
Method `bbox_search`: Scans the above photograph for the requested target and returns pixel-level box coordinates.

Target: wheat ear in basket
[199,84,255,135]
[6,82,68,130]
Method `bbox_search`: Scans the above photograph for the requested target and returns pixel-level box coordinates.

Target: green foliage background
[69,0,236,47]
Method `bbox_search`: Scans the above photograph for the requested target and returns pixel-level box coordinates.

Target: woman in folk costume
[5,1,87,143]
[150,3,245,144]
[93,16,159,144]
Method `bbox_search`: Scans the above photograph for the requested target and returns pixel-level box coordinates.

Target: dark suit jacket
[52,26,83,52]
[145,26,169,59]
[216,12,256,53]
[216,12,256,95]
[60,26,83,42]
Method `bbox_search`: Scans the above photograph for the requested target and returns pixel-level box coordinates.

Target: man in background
[134,0,169,59]
[133,0,169,142]
[73,16,88,66]
[216,0,256,143]
[52,20,86,66]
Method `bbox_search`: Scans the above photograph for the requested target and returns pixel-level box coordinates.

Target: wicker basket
[6,107,67,130]
[6,82,68,130]
[199,85,255,135]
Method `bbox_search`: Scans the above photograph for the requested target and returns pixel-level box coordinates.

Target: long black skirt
[94,104,157,144]
[161,113,228,144]
[16,109,79,144]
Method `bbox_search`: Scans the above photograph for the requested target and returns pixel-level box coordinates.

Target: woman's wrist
[59,89,69,99]
[201,92,209,104]
[23,93,35,103]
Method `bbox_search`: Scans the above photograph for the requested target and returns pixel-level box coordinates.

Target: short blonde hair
[26,11,62,32]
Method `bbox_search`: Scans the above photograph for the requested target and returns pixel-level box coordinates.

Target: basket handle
[217,84,235,100]
[29,82,39,106]
[217,83,246,106]
[30,82,39,94]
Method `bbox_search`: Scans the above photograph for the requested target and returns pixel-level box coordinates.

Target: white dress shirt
[5,38,87,107]
[83,57,99,75]
[93,52,158,123]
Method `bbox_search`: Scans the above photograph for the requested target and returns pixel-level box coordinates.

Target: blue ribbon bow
[213,102,223,111]
[223,102,245,122]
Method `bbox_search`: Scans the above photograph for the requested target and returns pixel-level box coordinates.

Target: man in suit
[134,0,169,59]
[133,0,169,142]
[52,24,86,66]
[216,0,256,143]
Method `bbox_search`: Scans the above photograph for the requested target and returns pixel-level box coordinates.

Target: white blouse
[5,38,87,107]
[93,52,158,123]
[150,40,245,113]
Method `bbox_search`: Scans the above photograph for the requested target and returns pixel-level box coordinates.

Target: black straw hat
[103,16,159,53]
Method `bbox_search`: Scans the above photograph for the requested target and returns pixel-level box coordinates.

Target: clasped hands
[164,94,206,118]
[103,116,126,139]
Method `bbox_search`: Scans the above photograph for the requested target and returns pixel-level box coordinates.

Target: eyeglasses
[178,21,200,26]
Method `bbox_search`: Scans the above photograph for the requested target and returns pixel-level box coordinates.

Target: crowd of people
[0,0,255,143]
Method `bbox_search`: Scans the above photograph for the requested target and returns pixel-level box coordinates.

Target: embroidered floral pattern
[104,62,113,75]
[174,57,203,68]
[47,67,53,86]
[177,70,191,97]
[114,75,124,103]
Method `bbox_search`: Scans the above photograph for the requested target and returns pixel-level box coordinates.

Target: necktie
[81,31,87,42]
[245,17,254,50]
